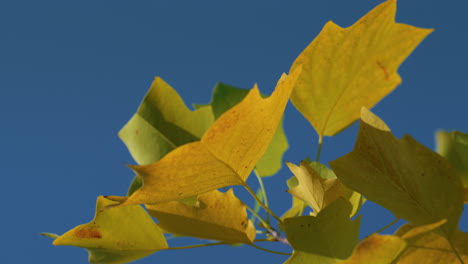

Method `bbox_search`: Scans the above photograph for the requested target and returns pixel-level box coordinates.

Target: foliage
[43,0,468,263]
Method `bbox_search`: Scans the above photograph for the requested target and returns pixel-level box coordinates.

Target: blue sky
[1,0,467,263]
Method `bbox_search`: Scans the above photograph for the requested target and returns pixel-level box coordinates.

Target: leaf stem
[244,202,271,229]
[242,183,283,223]
[164,241,228,250]
[254,170,270,223]
[248,243,292,256]
[315,135,323,162]
[362,217,400,241]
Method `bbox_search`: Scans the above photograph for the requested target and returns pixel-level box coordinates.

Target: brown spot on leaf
[135,129,139,135]
[74,228,102,239]
[376,61,390,80]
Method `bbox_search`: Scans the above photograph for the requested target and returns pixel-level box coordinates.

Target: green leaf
[330,108,464,238]
[209,83,289,177]
[49,196,167,264]
[437,131,468,202]
[119,77,214,195]
[283,199,361,264]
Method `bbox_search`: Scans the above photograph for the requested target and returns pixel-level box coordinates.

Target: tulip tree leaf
[49,196,167,264]
[286,161,364,217]
[119,77,214,195]
[437,130,468,202]
[208,83,288,177]
[330,108,464,238]
[283,199,361,264]
[112,68,301,206]
[395,224,468,263]
[338,234,407,264]
[147,189,256,244]
[289,0,432,136]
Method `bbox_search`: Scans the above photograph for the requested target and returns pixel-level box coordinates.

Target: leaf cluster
[43,1,468,263]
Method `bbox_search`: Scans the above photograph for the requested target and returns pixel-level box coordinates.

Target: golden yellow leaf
[147,189,256,244]
[289,0,432,136]
[114,68,301,206]
[52,196,167,264]
[395,225,468,263]
[330,108,464,238]
[339,234,407,264]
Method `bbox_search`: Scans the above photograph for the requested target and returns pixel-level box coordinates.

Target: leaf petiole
[242,183,283,223]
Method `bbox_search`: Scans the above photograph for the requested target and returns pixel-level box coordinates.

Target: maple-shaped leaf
[437,130,468,203]
[395,222,468,263]
[147,189,256,244]
[119,77,214,195]
[111,68,301,206]
[286,161,363,217]
[330,108,464,238]
[48,196,167,264]
[289,0,432,137]
[283,199,361,264]
[208,83,288,177]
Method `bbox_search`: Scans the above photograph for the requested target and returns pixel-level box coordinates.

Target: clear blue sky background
[1,0,467,263]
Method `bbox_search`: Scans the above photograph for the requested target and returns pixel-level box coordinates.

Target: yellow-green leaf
[119,77,214,195]
[286,161,344,215]
[147,189,256,244]
[437,130,468,202]
[395,225,468,263]
[114,68,301,206]
[338,235,407,264]
[286,161,364,217]
[330,108,464,238]
[289,0,432,136]
[283,199,361,264]
[51,196,167,264]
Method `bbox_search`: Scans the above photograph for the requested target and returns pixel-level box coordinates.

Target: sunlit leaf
[113,68,301,206]
[395,223,468,263]
[208,83,289,177]
[338,234,406,264]
[283,199,361,264]
[147,189,255,244]
[286,161,364,217]
[437,130,468,202]
[50,196,167,264]
[330,108,464,238]
[119,77,214,195]
[289,0,432,136]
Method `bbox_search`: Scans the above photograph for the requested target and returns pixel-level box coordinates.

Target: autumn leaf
[289,0,432,137]
[283,199,361,264]
[338,234,407,264]
[286,161,364,217]
[437,130,468,202]
[395,222,468,263]
[147,189,256,244]
[112,68,301,206]
[119,77,214,195]
[208,83,288,177]
[48,196,167,264]
[330,108,464,238]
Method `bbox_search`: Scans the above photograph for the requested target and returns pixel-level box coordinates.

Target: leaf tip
[360,107,390,131]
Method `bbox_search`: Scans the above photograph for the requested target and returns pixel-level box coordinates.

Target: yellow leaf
[114,67,301,206]
[330,108,464,238]
[289,0,432,136]
[52,196,167,264]
[147,189,256,244]
[286,161,344,215]
[395,226,468,263]
[339,234,407,264]
[286,161,363,217]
